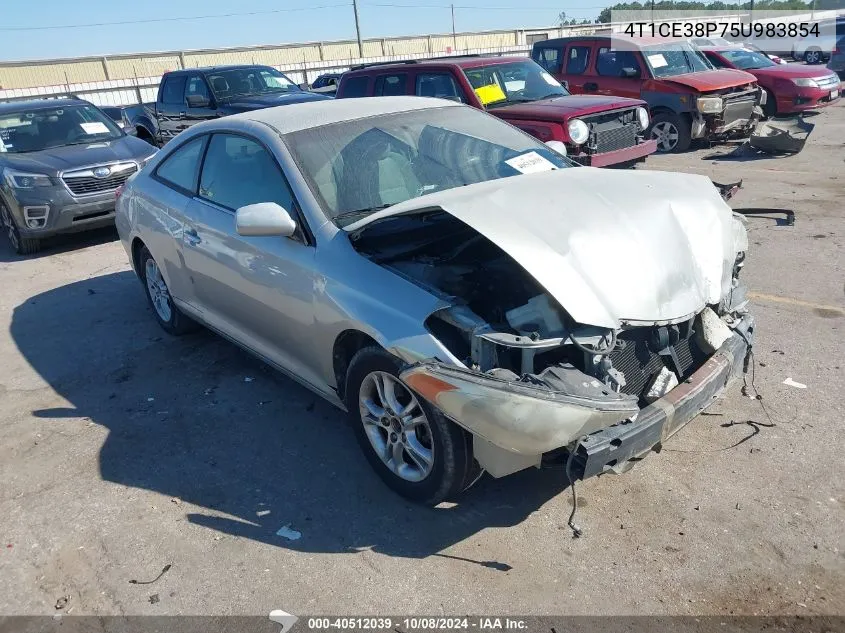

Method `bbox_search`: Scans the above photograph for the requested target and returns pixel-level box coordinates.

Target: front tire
[139,246,195,335]
[649,112,691,153]
[344,346,477,505]
[0,202,40,255]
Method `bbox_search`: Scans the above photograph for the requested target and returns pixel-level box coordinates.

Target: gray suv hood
[0,135,154,175]
[346,168,740,329]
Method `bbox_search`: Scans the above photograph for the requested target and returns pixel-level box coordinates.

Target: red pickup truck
[532,36,764,153]
[336,56,657,167]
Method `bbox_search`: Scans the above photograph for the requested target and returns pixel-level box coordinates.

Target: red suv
[336,56,657,167]
[532,36,764,153]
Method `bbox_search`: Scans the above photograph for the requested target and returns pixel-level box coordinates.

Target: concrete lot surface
[0,104,843,617]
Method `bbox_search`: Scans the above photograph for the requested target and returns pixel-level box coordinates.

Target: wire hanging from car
[568,329,618,356]
[564,436,589,538]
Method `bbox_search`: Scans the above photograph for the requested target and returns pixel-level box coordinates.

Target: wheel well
[131,237,146,275]
[333,330,380,400]
[136,126,154,141]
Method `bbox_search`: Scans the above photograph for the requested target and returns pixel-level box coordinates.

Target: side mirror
[236,202,296,237]
[545,140,568,157]
[621,67,640,79]
[186,94,210,108]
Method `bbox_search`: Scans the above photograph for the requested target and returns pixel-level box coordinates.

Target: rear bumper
[572,138,657,167]
[576,315,753,479]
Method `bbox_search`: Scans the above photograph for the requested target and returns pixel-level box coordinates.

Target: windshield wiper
[334,204,394,226]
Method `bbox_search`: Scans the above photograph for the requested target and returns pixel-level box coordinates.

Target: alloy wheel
[145,258,173,322]
[651,121,679,152]
[358,371,434,483]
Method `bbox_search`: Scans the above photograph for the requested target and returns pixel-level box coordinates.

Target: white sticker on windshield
[540,71,559,86]
[80,121,109,135]
[505,151,558,174]
[647,53,668,68]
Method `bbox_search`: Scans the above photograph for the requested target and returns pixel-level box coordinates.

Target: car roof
[224,95,460,134]
[536,34,677,48]
[0,98,89,115]
[347,55,529,74]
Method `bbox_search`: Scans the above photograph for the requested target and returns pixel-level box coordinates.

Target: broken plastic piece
[275,524,302,540]
[782,377,807,389]
[750,117,814,154]
[644,367,679,404]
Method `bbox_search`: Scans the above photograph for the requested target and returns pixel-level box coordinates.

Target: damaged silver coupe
[116,97,754,505]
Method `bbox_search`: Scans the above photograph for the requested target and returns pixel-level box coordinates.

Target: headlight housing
[4,169,52,189]
[635,106,649,130]
[696,96,724,114]
[567,119,589,145]
[791,77,819,87]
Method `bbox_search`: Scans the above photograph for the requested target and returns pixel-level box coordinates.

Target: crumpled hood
[347,168,739,329]
[659,68,757,92]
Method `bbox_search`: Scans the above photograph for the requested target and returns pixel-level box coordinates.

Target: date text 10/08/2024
[623,20,821,39]
[305,618,529,630]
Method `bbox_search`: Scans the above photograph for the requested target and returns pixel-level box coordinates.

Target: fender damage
[349,168,755,479]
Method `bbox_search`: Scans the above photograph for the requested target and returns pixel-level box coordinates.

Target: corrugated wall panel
[383,37,430,56]
[107,55,183,80]
[0,60,106,89]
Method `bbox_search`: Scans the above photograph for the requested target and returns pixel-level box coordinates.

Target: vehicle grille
[721,88,759,128]
[62,163,137,196]
[582,108,640,154]
[814,74,840,91]
[607,325,708,399]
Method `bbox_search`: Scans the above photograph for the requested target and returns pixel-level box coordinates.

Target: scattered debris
[129,563,172,585]
[782,377,807,389]
[149,594,160,605]
[5,544,11,549]
[55,596,69,610]
[732,207,795,227]
[750,117,814,154]
[170,497,181,505]
[244,376,254,383]
[736,503,741,510]
[146,397,155,402]
[275,524,302,541]
[712,179,743,201]
[256,510,271,517]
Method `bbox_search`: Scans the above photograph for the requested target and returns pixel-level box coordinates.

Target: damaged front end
[349,169,755,480]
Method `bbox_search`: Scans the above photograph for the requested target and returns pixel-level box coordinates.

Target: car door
[560,43,594,93]
[182,74,219,130]
[156,74,187,144]
[591,46,644,99]
[180,132,322,387]
[413,71,467,102]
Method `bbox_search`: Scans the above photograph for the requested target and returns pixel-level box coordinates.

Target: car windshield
[206,67,301,99]
[642,42,713,77]
[284,106,572,227]
[719,48,776,70]
[462,60,569,108]
[0,104,123,153]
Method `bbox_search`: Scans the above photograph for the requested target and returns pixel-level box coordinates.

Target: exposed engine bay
[352,210,749,408]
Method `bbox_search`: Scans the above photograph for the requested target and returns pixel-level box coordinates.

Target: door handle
[184,227,201,246]
[583,82,598,92]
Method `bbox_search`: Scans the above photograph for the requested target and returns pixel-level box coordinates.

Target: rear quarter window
[340,75,370,98]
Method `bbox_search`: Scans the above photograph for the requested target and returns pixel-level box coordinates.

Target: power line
[0,4,352,32]
[365,3,608,9]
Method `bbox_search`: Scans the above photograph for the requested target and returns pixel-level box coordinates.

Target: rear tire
[1,202,41,255]
[649,112,691,153]
[138,246,196,335]
[344,346,478,505]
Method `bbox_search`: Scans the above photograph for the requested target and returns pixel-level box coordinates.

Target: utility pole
[352,0,363,59]
[451,4,458,53]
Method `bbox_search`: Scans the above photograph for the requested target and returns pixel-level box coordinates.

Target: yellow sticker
[474,83,506,105]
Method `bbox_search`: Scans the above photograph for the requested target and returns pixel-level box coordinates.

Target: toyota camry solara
[116,96,754,505]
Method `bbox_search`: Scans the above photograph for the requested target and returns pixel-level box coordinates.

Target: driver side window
[185,75,211,104]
